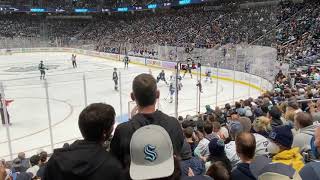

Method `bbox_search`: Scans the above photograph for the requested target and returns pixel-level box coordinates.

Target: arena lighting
[179,0,191,5]
[147,4,157,9]
[117,7,128,12]
[30,8,45,12]
[74,8,88,13]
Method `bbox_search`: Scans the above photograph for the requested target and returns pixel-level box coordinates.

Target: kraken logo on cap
[144,144,157,162]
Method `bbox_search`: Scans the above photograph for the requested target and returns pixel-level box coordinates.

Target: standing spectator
[292,112,318,152]
[17,152,30,172]
[110,74,184,173]
[44,103,124,180]
[231,132,256,180]
[268,125,304,171]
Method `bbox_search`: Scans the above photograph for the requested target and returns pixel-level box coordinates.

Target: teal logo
[144,144,157,162]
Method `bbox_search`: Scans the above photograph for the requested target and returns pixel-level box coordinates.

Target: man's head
[17,152,25,160]
[183,127,193,139]
[294,112,313,129]
[78,103,115,143]
[229,121,244,140]
[29,155,40,167]
[235,132,256,162]
[268,125,293,154]
[131,74,159,107]
[204,121,213,135]
[268,106,282,120]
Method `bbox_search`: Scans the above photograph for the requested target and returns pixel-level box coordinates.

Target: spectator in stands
[180,140,205,177]
[252,116,271,156]
[231,132,256,180]
[206,138,232,172]
[268,125,304,171]
[299,127,320,180]
[225,121,243,167]
[206,161,230,180]
[0,160,6,180]
[26,155,40,179]
[36,151,48,178]
[194,121,217,158]
[238,117,252,133]
[17,152,30,172]
[110,74,184,174]
[184,127,197,156]
[292,112,318,152]
[44,103,124,180]
[268,106,283,128]
[129,125,180,180]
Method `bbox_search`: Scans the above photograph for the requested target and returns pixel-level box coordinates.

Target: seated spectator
[268,106,284,128]
[26,154,40,179]
[111,74,184,172]
[268,125,304,171]
[206,161,230,180]
[44,103,124,180]
[184,127,197,155]
[36,151,48,178]
[212,121,227,140]
[180,140,205,177]
[250,155,303,180]
[194,121,217,158]
[300,127,320,180]
[239,117,252,132]
[205,138,232,172]
[292,112,318,152]
[225,121,243,167]
[231,132,256,180]
[129,125,180,180]
[252,116,271,156]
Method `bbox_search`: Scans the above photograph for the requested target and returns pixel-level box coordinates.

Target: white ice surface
[0,52,260,160]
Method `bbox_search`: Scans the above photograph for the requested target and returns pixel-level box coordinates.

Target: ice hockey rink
[0,52,261,160]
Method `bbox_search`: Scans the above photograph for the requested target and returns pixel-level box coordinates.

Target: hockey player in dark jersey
[38,61,48,80]
[124,56,129,69]
[183,61,193,79]
[157,70,168,85]
[113,68,118,91]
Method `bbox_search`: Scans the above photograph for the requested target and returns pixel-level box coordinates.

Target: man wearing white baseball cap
[130,125,177,180]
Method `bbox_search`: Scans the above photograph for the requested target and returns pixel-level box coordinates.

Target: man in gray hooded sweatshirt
[292,112,319,152]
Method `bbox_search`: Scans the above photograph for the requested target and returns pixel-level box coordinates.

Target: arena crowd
[0,0,320,180]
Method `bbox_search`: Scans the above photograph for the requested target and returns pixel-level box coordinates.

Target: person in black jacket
[231,132,256,180]
[43,103,124,180]
[110,73,185,177]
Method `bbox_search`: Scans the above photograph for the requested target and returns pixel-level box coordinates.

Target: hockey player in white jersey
[205,65,213,83]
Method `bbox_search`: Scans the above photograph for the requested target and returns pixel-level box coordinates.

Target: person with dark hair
[292,112,318,152]
[194,121,217,158]
[206,138,232,173]
[36,151,48,179]
[267,106,283,128]
[184,127,197,155]
[110,74,184,176]
[206,161,230,180]
[44,103,124,180]
[231,132,256,180]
